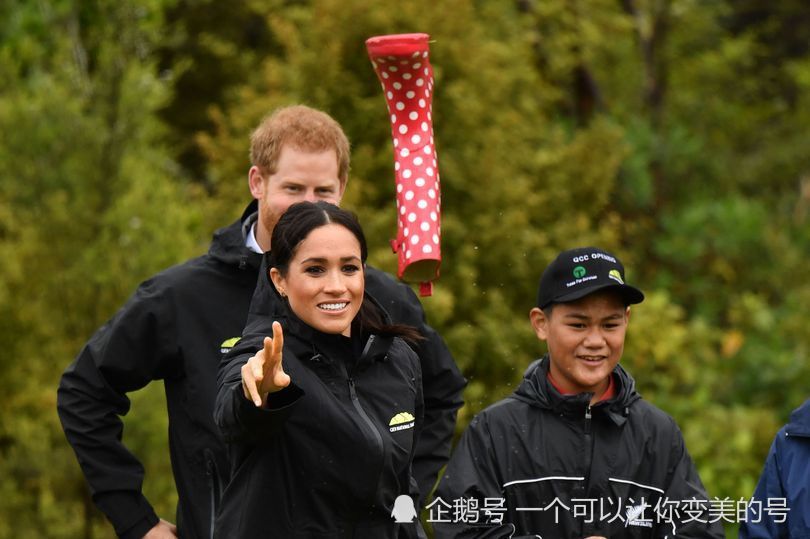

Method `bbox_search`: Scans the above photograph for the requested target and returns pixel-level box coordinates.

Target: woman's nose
[323,271,347,293]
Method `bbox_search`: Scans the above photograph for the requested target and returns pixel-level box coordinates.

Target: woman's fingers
[271,321,284,359]
[241,362,263,407]
[269,322,290,389]
[241,323,290,405]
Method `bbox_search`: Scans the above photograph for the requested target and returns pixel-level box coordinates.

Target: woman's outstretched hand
[241,321,290,406]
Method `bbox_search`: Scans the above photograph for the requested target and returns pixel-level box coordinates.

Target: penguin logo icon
[391,495,418,523]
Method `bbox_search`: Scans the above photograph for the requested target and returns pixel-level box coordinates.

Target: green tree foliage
[2,0,808,536]
[0,0,201,536]
[155,0,275,181]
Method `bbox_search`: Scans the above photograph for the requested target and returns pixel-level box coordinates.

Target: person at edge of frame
[740,397,810,538]
[432,246,725,539]
[57,104,465,539]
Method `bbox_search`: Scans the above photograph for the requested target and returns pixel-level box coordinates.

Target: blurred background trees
[1,0,807,536]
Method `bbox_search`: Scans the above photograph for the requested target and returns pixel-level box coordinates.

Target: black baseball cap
[536,247,644,309]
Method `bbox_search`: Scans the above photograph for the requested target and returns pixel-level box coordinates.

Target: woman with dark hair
[214,201,425,538]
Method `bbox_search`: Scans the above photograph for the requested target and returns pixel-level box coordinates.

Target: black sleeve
[366,268,467,499]
[658,420,726,539]
[214,334,303,444]
[432,414,517,539]
[410,311,466,499]
[400,341,428,539]
[56,280,181,539]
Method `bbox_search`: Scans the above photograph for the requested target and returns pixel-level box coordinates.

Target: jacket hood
[513,355,641,426]
[208,200,262,270]
[786,398,810,437]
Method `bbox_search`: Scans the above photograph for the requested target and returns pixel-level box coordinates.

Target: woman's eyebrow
[299,255,361,264]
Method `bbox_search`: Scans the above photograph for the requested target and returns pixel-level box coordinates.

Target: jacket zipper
[327,337,386,520]
[585,405,592,435]
[204,448,221,539]
[348,377,385,460]
[340,336,384,464]
[347,376,386,536]
[582,404,593,537]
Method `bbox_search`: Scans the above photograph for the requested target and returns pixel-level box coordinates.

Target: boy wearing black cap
[432,247,724,538]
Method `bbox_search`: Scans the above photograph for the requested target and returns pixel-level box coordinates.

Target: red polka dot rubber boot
[366,33,441,297]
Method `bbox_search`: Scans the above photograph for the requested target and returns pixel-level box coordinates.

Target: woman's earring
[279,290,286,298]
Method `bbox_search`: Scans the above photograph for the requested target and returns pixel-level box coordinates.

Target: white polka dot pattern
[366,33,441,289]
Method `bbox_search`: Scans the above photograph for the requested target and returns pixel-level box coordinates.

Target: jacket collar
[207,200,262,271]
[275,290,394,368]
[513,355,641,427]
[786,398,810,438]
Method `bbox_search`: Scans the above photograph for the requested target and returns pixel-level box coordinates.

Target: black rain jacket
[214,296,425,538]
[433,356,725,539]
[243,251,466,501]
[57,202,263,539]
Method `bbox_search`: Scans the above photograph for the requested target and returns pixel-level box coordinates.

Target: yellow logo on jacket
[220,337,240,354]
[389,412,416,432]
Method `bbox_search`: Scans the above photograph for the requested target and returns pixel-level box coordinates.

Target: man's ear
[626,306,632,323]
[269,267,286,297]
[529,307,549,341]
[248,166,265,200]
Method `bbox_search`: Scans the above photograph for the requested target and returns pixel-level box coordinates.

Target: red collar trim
[547,370,616,403]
